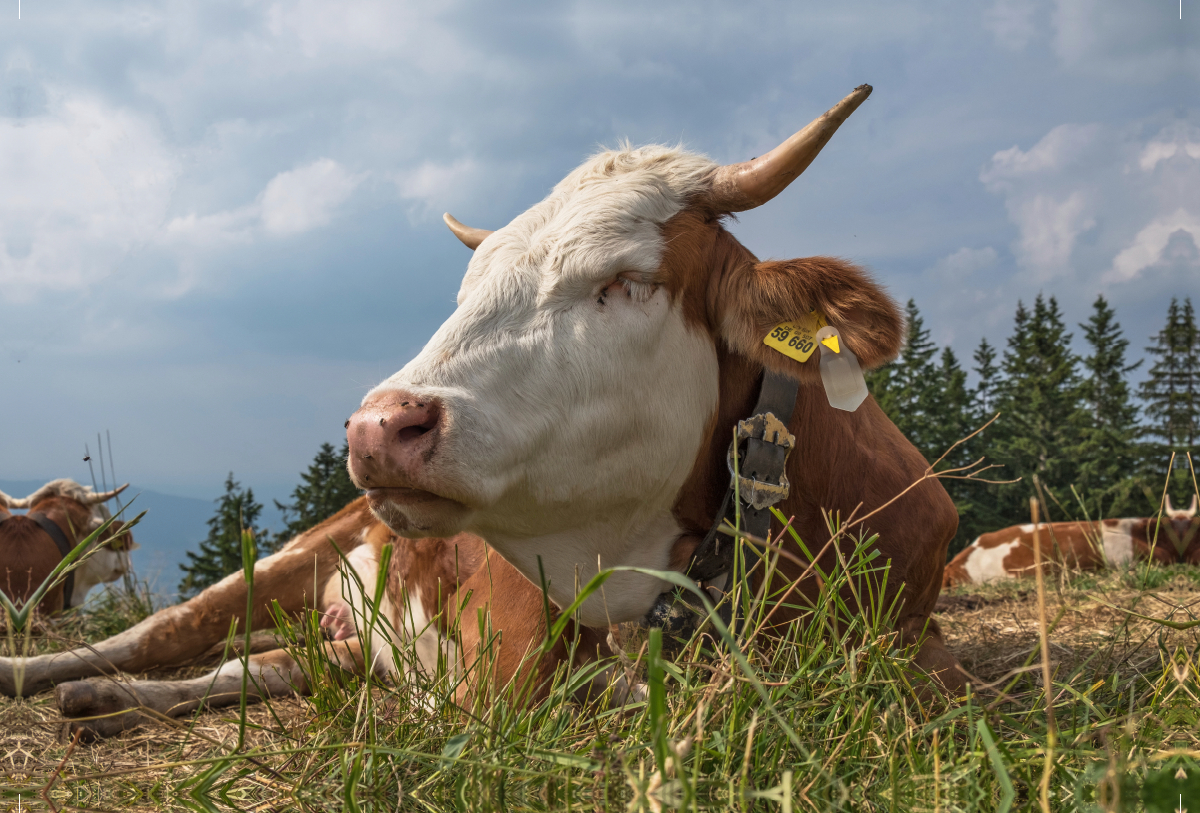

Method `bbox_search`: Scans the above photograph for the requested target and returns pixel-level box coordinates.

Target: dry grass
[942,567,1200,690]
[4,557,1199,810]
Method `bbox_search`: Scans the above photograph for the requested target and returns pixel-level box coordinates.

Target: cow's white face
[352,148,722,622]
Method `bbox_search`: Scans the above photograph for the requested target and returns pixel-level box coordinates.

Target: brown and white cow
[0,86,964,738]
[942,495,1199,587]
[346,84,964,693]
[0,480,137,614]
[0,491,600,739]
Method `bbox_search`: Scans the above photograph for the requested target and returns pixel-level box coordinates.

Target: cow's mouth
[364,487,471,537]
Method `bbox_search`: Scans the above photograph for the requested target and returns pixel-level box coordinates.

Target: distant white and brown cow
[0,85,967,737]
[0,479,137,614]
[942,496,1199,587]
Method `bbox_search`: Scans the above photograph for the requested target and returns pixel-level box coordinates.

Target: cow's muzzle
[346,391,442,491]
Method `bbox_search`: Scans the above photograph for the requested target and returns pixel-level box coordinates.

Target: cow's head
[1164,494,1199,555]
[12,479,139,576]
[348,86,903,623]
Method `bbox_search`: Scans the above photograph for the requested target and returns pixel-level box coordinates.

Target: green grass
[3,521,1199,811]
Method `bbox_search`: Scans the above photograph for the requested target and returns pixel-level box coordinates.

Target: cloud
[928,246,1000,281]
[0,87,179,300]
[1107,210,1200,284]
[983,0,1195,81]
[394,157,480,220]
[1051,0,1195,81]
[985,0,1041,50]
[261,159,364,235]
[979,118,1200,289]
[163,158,365,244]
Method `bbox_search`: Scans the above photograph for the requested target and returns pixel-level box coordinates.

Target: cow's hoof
[55,681,146,739]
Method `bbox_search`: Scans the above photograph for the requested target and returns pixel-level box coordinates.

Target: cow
[344,83,965,697]
[942,495,1200,587]
[1,85,965,738]
[0,496,502,738]
[0,480,137,615]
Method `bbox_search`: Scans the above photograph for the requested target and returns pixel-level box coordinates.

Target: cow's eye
[598,275,657,306]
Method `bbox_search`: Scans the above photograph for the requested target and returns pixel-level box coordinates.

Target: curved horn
[0,488,29,509]
[709,84,872,213]
[85,483,129,504]
[443,213,493,250]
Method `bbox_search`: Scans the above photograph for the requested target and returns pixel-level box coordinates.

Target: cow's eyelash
[596,275,658,307]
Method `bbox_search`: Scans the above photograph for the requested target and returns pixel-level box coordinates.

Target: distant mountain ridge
[0,479,285,604]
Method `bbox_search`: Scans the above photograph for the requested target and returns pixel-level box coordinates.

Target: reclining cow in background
[0,480,136,615]
[942,495,1199,587]
[0,85,966,738]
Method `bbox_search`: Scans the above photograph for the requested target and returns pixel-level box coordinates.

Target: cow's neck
[69,554,111,606]
[672,344,881,548]
[479,510,681,628]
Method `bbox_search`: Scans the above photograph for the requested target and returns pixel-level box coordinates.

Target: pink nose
[346,392,442,489]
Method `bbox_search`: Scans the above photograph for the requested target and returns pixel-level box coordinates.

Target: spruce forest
[869,294,1199,554]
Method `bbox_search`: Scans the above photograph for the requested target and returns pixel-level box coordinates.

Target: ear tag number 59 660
[764,311,828,363]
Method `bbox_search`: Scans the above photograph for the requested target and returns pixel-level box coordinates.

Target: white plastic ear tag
[815,326,868,412]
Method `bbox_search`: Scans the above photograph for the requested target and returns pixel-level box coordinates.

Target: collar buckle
[726,411,796,511]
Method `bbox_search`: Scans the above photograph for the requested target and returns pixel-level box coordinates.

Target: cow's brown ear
[715,256,903,381]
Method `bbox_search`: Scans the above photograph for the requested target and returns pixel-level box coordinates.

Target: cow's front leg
[55,639,365,740]
[0,503,377,697]
[453,551,609,709]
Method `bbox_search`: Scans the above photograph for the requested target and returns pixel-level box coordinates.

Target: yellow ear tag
[763,310,828,362]
[820,334,840,354]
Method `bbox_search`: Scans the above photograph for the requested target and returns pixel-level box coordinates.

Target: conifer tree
[866,300,938,456]
[972,338,1001,421]
[925,347,973,467]
[991,295,1088,522]
[178,474,264,599]
[940,337,1008,551]
[1139,297,1200,497]
[273,442,360,548]
[1076,295,1141,515]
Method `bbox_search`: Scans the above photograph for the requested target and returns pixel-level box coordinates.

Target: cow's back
[945,521,1116,587]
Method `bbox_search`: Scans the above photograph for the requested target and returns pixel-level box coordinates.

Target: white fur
[963,538,1022,584]
[326,545,399,677]
[326,543,456,679]
[367,146,722,624]
[1102,518,1137,565]
[70,548,134,606]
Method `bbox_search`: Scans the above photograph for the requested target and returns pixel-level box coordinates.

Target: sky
[0,0,1196,505]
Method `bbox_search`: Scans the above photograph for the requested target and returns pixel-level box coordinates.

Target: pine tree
[942,337,1009,553]
[272,442,360,549]
[925,347,973,467]
[990,295,1088,522]
[867,300,939,456]
[1139,297,1200,498]
[178,474,264,599]
[1076,295,1141,515]
[972,338,1001,422]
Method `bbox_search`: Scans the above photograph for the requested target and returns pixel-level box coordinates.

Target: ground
[2,562,1198,811]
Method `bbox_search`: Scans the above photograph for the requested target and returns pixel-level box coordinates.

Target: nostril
[396,419,436,444]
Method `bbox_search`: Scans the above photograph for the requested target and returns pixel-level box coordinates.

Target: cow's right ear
[714,256,904,382]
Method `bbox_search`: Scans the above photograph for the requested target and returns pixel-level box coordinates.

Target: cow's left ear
[715,256,903,381]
